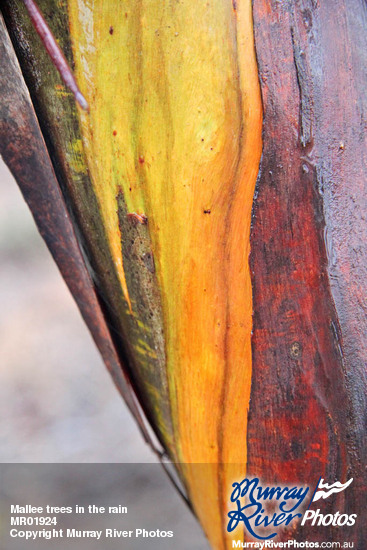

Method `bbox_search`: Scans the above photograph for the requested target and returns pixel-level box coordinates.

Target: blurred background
[0,158,209,549]
[0,157,154,463]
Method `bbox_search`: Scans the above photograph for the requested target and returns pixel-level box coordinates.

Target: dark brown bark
[248,0,366,545]
[1,0,176,454]
[0,13,154,449]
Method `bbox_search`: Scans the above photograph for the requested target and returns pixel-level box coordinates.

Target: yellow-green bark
[4,1,262,547]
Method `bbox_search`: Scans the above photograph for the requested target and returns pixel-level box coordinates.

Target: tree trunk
[1,1,366,548]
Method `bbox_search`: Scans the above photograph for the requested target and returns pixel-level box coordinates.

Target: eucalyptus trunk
[0,1,366,548]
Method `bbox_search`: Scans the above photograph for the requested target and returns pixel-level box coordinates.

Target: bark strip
[0,13,155,450]
[249,0,366,544]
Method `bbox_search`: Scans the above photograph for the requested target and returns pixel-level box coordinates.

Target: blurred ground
[0,159,209,549]
[0,158,154,463]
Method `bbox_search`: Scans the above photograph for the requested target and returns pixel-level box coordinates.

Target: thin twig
[22,0,89,111]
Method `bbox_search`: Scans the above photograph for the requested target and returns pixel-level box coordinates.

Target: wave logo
[311,477,353,502]
[302,477,356,528]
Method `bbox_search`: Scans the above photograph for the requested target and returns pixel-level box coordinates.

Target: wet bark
[0,13,154,449]
[248,1,367,545]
